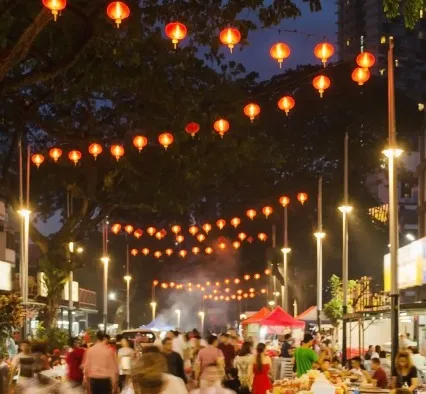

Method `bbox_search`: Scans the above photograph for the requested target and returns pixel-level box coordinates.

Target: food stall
[241,307,271,343]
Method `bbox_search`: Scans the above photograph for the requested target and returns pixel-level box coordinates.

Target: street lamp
[109,292,116,301]
[280,247,291,310]
[150,301,157,321]
[124,275,132,329]
[100,256,110,331]
[268,300,275,306]
[175,309,181,330]
[198,311,205,334]
[406,233,415,242]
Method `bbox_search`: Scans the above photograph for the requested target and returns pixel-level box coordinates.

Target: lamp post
[124,275,132,330]
[198,311,205,334]
[279,196,290,311]
[100,256,110,332]
[67,242,83,338]
[175,309,181,330]
[150,301,157,321]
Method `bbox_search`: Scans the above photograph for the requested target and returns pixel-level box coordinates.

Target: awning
[259,306,305,328]
[241,307,270,325]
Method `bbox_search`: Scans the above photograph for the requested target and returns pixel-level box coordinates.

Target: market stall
[241,307,271,342]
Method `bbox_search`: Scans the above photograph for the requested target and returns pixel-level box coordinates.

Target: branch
[0,10,52,83]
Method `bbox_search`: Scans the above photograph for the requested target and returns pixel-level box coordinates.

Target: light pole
[198,311,205,334]
[67,242,83,338]
[314,176,326,331]
[175,309,181,330]
[150,301,157,321]
[279,196,290,311]
[100,256,110,332]
[124,275,132,330]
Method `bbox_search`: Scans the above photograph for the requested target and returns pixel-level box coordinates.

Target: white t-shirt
[118,347,135,375]
[125,373,187,394]
[371,352,380,359]
[412,354,426,370]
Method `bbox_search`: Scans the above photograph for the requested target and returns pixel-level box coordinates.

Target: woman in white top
[233,342,253,392]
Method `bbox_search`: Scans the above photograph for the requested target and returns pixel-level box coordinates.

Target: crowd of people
[1,329,425,394]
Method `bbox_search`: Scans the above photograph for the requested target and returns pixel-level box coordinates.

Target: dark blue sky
[233,1,337,79]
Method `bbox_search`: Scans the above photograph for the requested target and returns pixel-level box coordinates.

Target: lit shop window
[420,9,424,18]
[381,36,386,44]
[395,59,399,67]
[346,39,350,46]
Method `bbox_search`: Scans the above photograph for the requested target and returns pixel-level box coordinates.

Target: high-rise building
[337,0,426,102]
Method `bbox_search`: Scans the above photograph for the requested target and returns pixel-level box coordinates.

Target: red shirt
[66,347,85,382]
[373,367,388,389]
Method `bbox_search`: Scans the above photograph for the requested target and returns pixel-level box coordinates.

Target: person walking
[251,343,271,394]
[280,334,293,358]
[9,340,32,387]
[162,337,187,383]
[118,337,135,391]
[194,335,224,383]
[218,334,235,373]
[66,337,85,387]
[233,341,253,394]
[83,331,119,394]
[294,334,318,377]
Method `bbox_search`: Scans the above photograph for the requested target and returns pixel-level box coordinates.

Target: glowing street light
[150,301,157,321]
[198,311,205,333]
[124,275,132,329]
[101,256,110,328]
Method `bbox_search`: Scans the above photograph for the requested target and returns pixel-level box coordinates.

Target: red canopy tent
[241,307,270,325]
[259,306,305,328]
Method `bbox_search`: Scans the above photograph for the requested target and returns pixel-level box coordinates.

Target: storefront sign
[0,261,12,291]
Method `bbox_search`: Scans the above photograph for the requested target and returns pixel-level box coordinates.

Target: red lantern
[243,103,260,122]
[42,0,66,21]
[262,206,273,218]
[247,236,254,244]
[68,150,82,165]
[297,192,308,205]
[124,225,134,234]
[179,250,187,258]
[278,96,295,116]
[176,235,184,243]
[142,248,150,256]
[197,234,206,242]
[165,22,188,49]
[88,143,103,159]
[134,228,143,238]
[31,154,44,168]
[270,43,291,68]
[110,145,124,161]
[218,242,226,250]
[313,75,331,98]
[130,248,138,256]
[147,227,156,236]
[154,251,162,259]
[264,268,271,275]
[192,246,200,255]
[216,219,226,230]
[171,225,181,234]
[246,209,256,220]
[238,232,247,241]
[279,196,290,207]
[133,136,148,152]
[205,247,213,255]
[189,226,199,236]
[254,273,261,280]
[107,1,130,28]
[258,232,268,242]
[356,52,376,69]
[158,133,174,149]
[213,119,230,138]
[165,248,173,256]
[230,217,241,228]
[185,122,200,138]
[234,278,240,284]
[155,231,163,240]
[220,27,241,53]
[49,148,62,162]
[352,67,371,86]
[314,42,335,66]
[111,223,122,234]
[232,241,241,250]
[202,223,212,234]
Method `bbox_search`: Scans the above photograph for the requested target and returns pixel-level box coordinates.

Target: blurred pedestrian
[162,338,187,383]
[66,337,85,387]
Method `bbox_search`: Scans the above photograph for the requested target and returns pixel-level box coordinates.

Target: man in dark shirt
[218,333,235,373]
[370,358,388,388]
[280,334,293,358]
[162,338,187,383]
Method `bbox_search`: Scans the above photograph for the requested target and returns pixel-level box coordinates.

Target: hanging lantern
[215,281,220,287]
[314,42,335,66]
[297,192,308,205]
[185,122,200,138]
[216,219,226,230]
[213,119,230,138]
[202,223,212,234]
[205,247,213,255]
[225,288,230,293]
[237,289,243,294]
[42,0,66,21]
[261,288,266,294]
[197,234,206,242]
[134,228,143,238]
[179,250,187,258]
[247,236,254,244]
[124,225,134,234]
[110,145,124,161]
[264,268,271,275]
[352,67,371,85]
[249,288,255,293]
[258,232,268,242]
[154,251,162,259]
[165,22,188,49]
[262,206,273,218]
[234,278,240,284]
[49,148,62,162]
[230,217,241,228]
[238,232,247,241]
[31,154,45,168]
[254,273,261,279]
[243,293,249,299]
[313,75,331,98]
[218,242,226,250]
[192,246,200,255]
[68,150,82,165]
[170,282,176,288]
[155,231,163,240]
[147,227,156,236]
[142,248,150,256]
[130,248,138,256]
[269,42,291,68]
[249,293,255,298]
[356,52,376,70]
[278,96,295,116]
[246,209,256,220]
[244,274,251,280]
[224,279,230,284]
[111,223,122,234]
[133,136,148,152]
[237,295,242,301]
[176,235,184,243]
[158,133,174,149]
[231,295,236,300]
[107,1,130,28]
[189,225,199,236]
[171,225,181,234]
[165,248,173,256]
[243,103,261,122]
[219,27,241,53]
[232,241,241,249]
[88,143,103,159]
[279,196,290,207]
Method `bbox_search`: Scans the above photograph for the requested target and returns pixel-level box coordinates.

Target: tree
[384,0,426,29]
[0,294,26,345]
